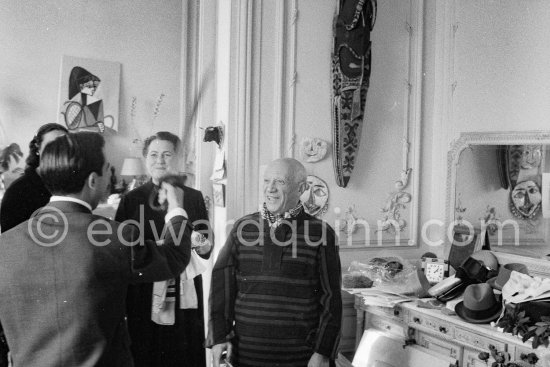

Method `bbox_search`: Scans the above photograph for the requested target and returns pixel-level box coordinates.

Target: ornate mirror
[446,131,550,258]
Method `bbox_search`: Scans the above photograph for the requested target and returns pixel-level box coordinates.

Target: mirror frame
[445,130,550,249]
[495,252,550,278]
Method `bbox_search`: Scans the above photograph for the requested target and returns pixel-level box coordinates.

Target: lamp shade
[120,157,146,176]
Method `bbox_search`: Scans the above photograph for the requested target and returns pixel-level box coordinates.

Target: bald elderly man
[206,158,342,367]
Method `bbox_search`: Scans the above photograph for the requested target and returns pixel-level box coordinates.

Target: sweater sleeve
[205,225,238,348]
[313,224,342,359]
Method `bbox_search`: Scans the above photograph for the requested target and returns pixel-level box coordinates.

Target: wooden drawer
[455,326,506,352]
[358,302,405,322]
[367,312,405,337]
[408,310,455,337]
[417,331,462,361]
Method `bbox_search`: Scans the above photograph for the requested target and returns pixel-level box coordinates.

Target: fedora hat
[456,283,502,324]
[487,263,529,291]
[470,250,499,273]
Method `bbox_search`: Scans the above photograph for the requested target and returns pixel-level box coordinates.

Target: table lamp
[120,157,146,191]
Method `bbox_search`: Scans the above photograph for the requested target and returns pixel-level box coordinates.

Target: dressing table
[347,252,550,367]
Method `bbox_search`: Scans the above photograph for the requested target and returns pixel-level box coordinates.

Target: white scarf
[151,232,210,325]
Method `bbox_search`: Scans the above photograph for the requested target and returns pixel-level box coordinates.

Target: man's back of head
[38,131,107,208]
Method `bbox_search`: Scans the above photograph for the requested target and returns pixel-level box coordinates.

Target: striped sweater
[207,212,342,367]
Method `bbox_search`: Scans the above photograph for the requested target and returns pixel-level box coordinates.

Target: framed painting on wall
[57,55,121,133]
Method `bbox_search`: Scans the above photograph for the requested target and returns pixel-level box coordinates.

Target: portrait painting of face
[300,137,328,163]
[510,180,542,219]
[58,56,120,132]
[300,175,329,217]
[79,79,100,96]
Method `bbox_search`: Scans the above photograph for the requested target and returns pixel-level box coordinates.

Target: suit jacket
[0,168,51,233]
[0,201,192,367]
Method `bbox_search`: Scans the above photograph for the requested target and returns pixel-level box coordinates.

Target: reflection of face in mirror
[300,137,328,163]
[507,144,543,186]
[510,180,542,219]
[520,145,542,169]
[300,175,329,216]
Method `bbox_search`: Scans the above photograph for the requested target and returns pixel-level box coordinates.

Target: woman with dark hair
[115,131,211,367]
[0,123,68,232]
[0,143,24,189]
[64,66,104,132]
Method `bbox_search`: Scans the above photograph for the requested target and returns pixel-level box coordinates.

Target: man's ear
[87,172,98,190]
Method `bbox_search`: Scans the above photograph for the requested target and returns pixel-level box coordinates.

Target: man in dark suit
[0,132,192,367]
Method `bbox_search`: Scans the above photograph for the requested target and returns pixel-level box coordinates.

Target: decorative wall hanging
[331,0,377,187]
[203,125,224,147]
[213,183,226,207]
[300,137,328,163]
[338,206,363,236]
[507,144,542,187]
[505,145,543,220]
[210,149,226,182]
[127,93,166,153]
[455,193,467,223]
[300,175,329,217]
[509,180,542,220]
[479,205,500,235]
[378,188,412,234]
[58,55,120,133]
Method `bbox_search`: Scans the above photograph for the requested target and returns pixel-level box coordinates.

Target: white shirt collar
[49,196,92,212]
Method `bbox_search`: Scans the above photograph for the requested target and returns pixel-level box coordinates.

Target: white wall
[0,0,183,172]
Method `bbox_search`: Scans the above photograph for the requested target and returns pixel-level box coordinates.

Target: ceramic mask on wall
[300,175,329,217]
[300,137,328,163]
[509,180,542,219]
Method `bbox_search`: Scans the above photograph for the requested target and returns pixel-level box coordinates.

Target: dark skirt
[127,279,206,367]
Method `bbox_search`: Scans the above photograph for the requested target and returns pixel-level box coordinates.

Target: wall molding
[227,0,264,219]
[430,0,456,223]
[272,0,298,159]
[374,0,423,247]
[285,0,298,157]
[272,0,285,158]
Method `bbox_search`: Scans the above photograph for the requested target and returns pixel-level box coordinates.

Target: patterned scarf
[261,202,303,228]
